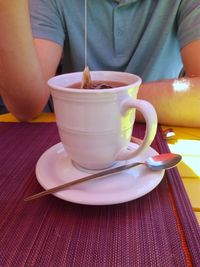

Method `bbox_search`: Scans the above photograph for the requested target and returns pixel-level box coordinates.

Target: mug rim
[48,71,142,93]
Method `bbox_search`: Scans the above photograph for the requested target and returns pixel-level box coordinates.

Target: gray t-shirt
[29,0,200,82]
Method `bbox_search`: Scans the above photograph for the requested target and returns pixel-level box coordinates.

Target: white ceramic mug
[48,71,157,170]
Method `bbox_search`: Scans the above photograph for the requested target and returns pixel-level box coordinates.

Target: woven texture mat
[0,122,199,267]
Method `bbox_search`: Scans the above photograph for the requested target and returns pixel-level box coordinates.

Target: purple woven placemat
[0,122,199,267]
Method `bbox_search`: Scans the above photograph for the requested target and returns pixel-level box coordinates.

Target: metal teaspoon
[24,153,182,202]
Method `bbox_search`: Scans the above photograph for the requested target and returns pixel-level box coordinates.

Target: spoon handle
[24,161,142,202]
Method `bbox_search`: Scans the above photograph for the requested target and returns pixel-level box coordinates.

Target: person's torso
[59,0,183,81]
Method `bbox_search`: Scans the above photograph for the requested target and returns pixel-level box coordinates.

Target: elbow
[11,109,42,122]
[7,103,46,122]
[3,95,50,121]
[14,113,38,122]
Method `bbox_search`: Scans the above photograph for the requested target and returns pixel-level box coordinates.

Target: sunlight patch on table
[168,139,200,178]
[168,140,200,156]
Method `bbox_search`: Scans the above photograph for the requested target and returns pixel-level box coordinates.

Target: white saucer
[35,142,165,205]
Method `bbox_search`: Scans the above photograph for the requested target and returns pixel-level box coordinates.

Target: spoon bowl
[145,153,182,171]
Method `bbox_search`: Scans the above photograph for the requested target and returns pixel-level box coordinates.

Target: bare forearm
[0,1,49,121]
[137,77,200,127]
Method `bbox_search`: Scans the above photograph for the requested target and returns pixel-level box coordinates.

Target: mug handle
[116,98,158,161]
